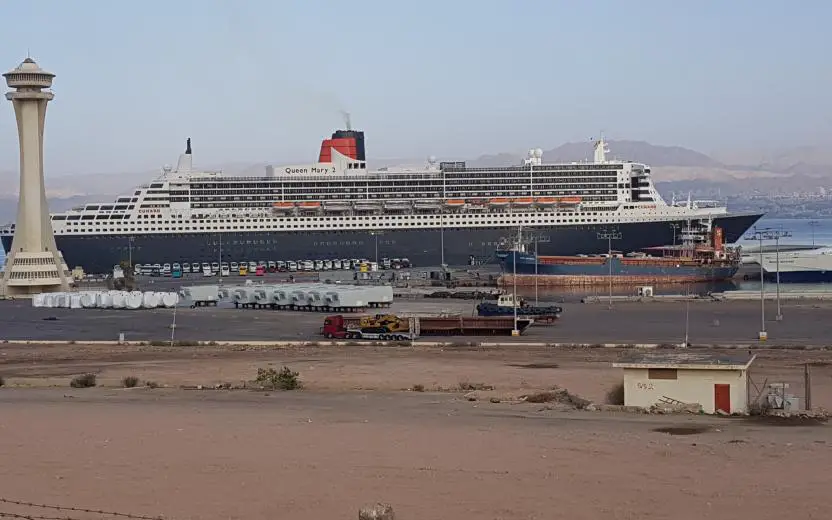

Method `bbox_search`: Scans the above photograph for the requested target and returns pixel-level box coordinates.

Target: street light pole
[369,230,382,265]
[597,229,622,310]
[440,212,445,267]
[766,228,791,321]
[534,234,539,306]
[745,226,791,339]
[808,220,819,247]
[684,282,690,347]
[218,233,223,284]
[511,226,521,337]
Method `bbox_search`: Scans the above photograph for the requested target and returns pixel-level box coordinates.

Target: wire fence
[0,498,163,520]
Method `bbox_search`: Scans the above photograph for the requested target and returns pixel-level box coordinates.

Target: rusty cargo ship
[499,224,740,286]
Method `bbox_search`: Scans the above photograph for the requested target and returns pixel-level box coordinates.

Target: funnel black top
[331,130,366,161]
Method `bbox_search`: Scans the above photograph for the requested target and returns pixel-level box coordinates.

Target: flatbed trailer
[322,314,533,340]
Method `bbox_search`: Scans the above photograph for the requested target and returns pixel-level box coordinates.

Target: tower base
[0,250,71,297]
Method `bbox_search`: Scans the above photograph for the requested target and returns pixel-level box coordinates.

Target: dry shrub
[70,373,97,388]
[605,382,625,405]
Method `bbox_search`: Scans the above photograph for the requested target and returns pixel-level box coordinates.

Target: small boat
[354,201,382,211]
[444,199,466,207]
[383,200,412,211]
[489,197,510,207]
[414,200,442,210]
[323,201,351,212]
[297,201,322,209]
[535,196,557,206]
[556,196,582,205]
[476,293,562,323]
[512,197,534,206]
[272,201,295,212]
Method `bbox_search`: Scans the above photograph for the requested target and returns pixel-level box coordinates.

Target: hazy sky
[0,0,829,177]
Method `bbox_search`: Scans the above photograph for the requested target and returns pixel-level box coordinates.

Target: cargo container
[179,285,220,307]
[231,287,258,308]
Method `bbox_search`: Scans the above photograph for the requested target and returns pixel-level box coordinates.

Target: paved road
[1,297,831,346]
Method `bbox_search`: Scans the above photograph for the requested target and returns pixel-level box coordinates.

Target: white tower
[0,57,70,296]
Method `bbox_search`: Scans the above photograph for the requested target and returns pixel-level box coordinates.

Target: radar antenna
[185,138,192,155]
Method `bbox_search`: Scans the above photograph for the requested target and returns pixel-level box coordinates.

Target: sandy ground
[1,344,831,520]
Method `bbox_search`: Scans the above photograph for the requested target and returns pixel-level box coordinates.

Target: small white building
[613,353,756,414]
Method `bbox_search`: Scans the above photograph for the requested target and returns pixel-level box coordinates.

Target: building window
[647,368,677,380]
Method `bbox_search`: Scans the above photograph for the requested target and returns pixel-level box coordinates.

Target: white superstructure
[3,134,731,239]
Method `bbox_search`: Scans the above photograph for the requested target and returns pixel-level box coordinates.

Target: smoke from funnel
[340,110,352,130]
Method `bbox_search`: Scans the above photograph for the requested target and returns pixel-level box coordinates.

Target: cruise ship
[0,129,764,273]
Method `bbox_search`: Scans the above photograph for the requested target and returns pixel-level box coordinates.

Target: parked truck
[321,314,533,340]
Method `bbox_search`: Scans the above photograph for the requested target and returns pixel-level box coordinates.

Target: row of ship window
[55,216,636,234]
[187,178,623,193]
[189,173,626,190]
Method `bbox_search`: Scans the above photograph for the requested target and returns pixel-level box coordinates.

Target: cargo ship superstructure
[1,129,763,273]
[499,220,741,285]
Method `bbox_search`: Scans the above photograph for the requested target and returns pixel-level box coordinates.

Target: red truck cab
[321,315,349,339]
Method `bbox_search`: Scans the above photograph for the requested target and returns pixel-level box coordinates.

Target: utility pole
[127,236,134,272]
[596,229,622,309]
[218,233,223,284]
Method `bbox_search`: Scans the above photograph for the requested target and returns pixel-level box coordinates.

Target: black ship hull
[2,213,763,274]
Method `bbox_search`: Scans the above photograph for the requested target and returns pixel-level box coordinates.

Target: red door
[714,384,731,414]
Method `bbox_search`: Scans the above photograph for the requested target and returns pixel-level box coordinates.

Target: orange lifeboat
[512,197,534,206]
[557,196,582,205]
[444,199,465,207]
[535,196,557,206]
[273,201,295,208]
[488,197,510,206]
[298,201,322,209]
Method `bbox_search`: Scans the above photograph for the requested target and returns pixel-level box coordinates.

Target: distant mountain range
[0,140,830,221]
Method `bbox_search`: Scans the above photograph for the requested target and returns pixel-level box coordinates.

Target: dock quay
[582,290,832,303]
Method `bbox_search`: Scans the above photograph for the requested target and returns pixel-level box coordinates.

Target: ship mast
[593,134,609,163]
